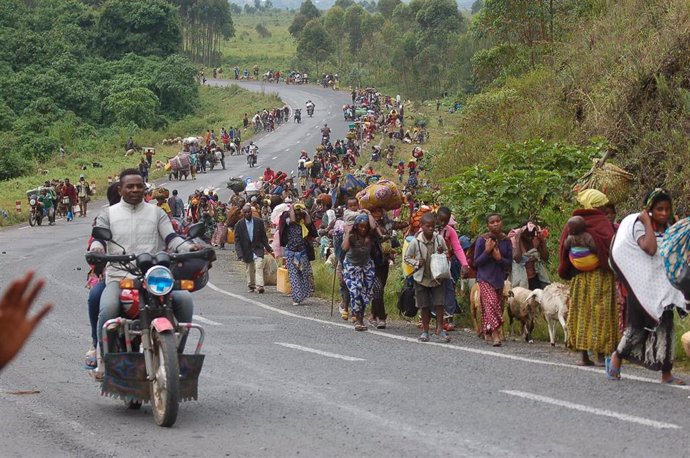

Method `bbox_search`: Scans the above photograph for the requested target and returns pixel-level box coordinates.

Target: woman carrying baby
[557,189,618,366]
[607,189,686,384]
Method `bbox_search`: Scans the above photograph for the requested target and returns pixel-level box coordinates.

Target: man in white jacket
[90,169,195,376]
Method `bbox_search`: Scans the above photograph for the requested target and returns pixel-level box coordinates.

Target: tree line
[0,0,199,180]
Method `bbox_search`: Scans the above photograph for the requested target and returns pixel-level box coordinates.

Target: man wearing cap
[77,175,91,217]
[234,203,273,293]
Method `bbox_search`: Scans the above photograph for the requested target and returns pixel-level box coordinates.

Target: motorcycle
[306,104,314,117]
[294,109,301,124]
[248,152,257,168]
[85,224,216,427]
[27,192,43,227]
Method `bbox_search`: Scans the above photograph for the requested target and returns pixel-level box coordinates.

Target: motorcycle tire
[28,213,36,227]
[150,330,179,427]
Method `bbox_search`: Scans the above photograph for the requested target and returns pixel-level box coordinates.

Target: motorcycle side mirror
[187,223,204,240]
[92,226,112,241]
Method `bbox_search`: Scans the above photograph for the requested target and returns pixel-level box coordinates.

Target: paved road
[1,81,689,457]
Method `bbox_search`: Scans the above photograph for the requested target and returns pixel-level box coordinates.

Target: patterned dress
[284,223,313,303]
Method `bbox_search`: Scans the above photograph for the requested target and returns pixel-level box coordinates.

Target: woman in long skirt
[608,189,686,383]
[281,203,315,305]
[558,189,618,366]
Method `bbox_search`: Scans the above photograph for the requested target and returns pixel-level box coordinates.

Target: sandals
[339,307,349,321]
[354,323,367,332]
[605,357,621,381]
[437,331,450,343]
[418,332,429,342]
[663,377,686,385]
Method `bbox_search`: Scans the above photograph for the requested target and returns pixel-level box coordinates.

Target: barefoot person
[608,189,686,384]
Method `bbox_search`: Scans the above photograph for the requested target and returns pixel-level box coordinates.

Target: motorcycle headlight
[144,266,174,296]
[29,199,36,206]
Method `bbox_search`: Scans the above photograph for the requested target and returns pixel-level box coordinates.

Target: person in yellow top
[155,193,171,216]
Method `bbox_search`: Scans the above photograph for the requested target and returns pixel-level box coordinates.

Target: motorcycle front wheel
[28,212,36,227]
[150,330,179,427]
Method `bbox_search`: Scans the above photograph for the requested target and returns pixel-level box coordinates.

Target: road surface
[1,80,688,457]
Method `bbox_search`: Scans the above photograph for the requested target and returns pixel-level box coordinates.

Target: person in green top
[38,188,55,225]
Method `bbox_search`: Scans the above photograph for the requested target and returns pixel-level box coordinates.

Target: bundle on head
[573,157,632,204]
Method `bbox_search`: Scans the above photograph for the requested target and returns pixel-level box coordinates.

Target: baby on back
[564,216,599,272]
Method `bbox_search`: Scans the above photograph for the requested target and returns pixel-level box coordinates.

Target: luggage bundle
[356,179,403,211]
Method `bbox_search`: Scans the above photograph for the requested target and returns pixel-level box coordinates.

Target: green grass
[0,85,281,226]
[220,12,297,73]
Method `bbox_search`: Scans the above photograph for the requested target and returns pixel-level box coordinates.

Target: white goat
[506,286,541,343]
[531,283,569,346]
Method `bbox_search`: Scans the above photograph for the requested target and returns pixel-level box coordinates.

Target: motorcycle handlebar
[170,247,216,263]
[85,252,135,264]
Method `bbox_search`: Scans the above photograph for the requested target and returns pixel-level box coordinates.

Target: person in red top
[62,178,78,221]
[396,161,405,183]
[263,167,276,183]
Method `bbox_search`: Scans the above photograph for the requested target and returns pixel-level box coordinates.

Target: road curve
[0,81,688,458]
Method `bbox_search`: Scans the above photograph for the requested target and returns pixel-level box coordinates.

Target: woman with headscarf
[557,189,617,366]
[607,189,686,383]
[280,202,317,305]
[342,213,377,331]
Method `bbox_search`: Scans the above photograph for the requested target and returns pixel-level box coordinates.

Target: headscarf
[576,189,609,209]
[354,213,369,226]
[292,203,309,238]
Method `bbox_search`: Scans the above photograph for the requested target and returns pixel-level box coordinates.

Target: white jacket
[91,201,190,283]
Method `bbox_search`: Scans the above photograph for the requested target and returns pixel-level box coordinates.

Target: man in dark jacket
[234,204,273,293]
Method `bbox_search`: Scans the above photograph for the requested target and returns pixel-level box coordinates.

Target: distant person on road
[0,271,52,371]
[234,204,273,294]
[168,189,185,218]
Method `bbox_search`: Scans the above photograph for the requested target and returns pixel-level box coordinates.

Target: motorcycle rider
[321,123,331,143]
[37,188,55,225]
[294,108,301,123]
[89,169,196,379]
[306,100,315,116]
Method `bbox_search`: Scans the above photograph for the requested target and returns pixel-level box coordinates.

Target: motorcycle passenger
[89,169,196,379]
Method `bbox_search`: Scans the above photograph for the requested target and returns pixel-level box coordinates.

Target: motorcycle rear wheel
[150,331,179,427]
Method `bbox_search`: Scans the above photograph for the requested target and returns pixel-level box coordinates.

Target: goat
[469,280,511,337]
[506,286,541,343]
[531,284,569,346]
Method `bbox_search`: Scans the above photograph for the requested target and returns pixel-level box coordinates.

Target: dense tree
[297,19,334,75]
[289,0,321,38]
[95,0,182,59]
[471,0,483,14]
[334,0,354,9]
[325,7,347,71]
[377,0,401,19]
[172,0,235,65]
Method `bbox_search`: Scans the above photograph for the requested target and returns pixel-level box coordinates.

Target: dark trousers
[371,263,389,320]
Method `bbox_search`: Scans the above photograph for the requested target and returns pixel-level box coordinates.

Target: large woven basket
[573,155,633,204]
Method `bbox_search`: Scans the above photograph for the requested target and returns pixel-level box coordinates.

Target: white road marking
[206,282,690,391]
[272,156,278,160]
[275,342,365,362]
[192,315,223,326]
[501,390,680,430]
[18,225,30,230]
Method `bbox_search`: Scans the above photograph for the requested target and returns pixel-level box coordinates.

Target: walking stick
[330,256,339,317]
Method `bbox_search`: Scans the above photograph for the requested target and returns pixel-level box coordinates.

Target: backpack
[396,277,417,317]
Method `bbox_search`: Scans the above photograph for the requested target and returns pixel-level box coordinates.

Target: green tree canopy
[95,0,182,59]
[289,0,321,38]
[297,19,334,75]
